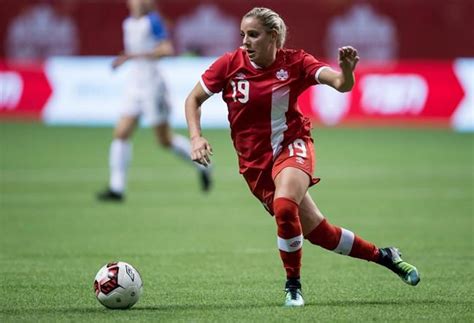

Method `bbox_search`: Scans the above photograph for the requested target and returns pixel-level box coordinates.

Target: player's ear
[270,30,278,43]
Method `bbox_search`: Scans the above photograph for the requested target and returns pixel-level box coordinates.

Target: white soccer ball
[93,261,143,309]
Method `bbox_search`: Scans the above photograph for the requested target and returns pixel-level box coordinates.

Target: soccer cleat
[199,168,212,192]
[283,279,304,307]
[96,188,124,202]
[377,247,420,286]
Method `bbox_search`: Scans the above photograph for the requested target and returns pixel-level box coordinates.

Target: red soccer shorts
[242,137,320,215]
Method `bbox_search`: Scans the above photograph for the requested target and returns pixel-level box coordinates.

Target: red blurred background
[1,0,473,59]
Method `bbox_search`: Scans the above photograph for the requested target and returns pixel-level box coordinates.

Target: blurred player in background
[98,0,212,201]
[185,7,420,307]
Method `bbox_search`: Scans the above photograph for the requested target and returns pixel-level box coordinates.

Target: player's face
[142,0,155,11]
[240,17,277,67]
[127,0,148,16]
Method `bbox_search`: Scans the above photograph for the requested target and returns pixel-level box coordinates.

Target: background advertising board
[1,57,473,131]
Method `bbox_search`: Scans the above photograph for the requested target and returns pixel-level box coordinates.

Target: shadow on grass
[134,303,282,311]
[314,299,472,307]
[1,299,471,315]
[0,302,280,315]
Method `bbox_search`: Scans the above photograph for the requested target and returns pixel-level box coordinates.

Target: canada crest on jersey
[276,69,289,81]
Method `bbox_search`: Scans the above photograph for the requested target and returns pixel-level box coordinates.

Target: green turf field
[1,123,473,321]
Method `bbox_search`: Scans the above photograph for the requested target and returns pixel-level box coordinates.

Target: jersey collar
[243,48,282,71]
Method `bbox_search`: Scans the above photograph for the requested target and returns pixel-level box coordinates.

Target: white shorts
[121,76,172,126]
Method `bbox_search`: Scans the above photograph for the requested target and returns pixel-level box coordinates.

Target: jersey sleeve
[121,19,127,43]
[148,12,168,41]
[200,53,231,96]
[301,51,329,85]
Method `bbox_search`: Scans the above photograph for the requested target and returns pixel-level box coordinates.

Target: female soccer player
[97,0,212,201]
[185,7,420,307]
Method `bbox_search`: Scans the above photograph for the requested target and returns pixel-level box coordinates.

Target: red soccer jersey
[201,47,328,173]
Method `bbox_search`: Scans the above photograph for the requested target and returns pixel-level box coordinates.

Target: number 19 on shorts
[288,139,307,157]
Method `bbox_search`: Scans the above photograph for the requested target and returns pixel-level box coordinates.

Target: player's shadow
[133,302,281,311]
[130,298,470,310]
[314,299,470,307]
[1,299,470,315]
[0,303,280,315]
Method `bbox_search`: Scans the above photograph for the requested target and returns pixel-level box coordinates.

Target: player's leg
[299,193,379,260]
[151,85,212,192]
[153,123,212,191]
[299,193,420,285]
[270,137,319,307]
[97,116,138,201]
[273,167,310,307]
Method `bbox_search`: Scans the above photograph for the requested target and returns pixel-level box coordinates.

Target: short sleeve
[148,12,168,41]
[200,53,231,95]
[301,52,329,85]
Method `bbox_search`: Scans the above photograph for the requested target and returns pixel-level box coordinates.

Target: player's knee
[301,203,324,223]
[157,136,172,148]
[274,198,299,224]
[114,130,130,140]
[275,206,296,224]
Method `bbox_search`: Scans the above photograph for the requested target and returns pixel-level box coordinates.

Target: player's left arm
[318,46,359,92]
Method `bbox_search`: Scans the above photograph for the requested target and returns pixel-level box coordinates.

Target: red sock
[305,219,379,262]
[274,197,303,279]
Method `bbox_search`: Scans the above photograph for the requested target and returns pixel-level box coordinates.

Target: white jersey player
[121,4,170,125]
[97,0,212,202]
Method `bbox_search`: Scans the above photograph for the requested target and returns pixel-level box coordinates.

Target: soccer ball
[93,261,143,309]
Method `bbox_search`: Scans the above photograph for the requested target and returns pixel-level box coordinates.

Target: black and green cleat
[378,247,420,286]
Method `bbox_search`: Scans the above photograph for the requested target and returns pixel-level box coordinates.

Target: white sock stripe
[277,234,303,253]
[333,228,355,255]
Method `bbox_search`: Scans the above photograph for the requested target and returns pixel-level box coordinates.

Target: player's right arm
[185,82,213,167]
[186,52,230,166]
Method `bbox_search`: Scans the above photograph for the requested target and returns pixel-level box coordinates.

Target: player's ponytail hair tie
[243,7,287,48]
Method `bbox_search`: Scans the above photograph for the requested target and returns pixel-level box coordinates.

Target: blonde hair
[243,7,287,48]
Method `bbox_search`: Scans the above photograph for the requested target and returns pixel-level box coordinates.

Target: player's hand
[338,46,359,72]
[112,54,129,70]
[191,136,213,167]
